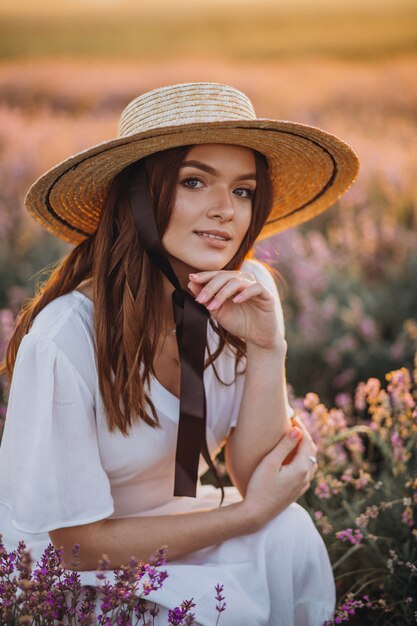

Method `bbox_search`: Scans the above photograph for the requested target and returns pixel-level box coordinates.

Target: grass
[0,8,416,61]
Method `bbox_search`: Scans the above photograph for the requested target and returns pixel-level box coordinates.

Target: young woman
[0,83,359,624]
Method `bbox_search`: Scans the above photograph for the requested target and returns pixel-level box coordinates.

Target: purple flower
[335,528,364,545]
[168,598,196,625]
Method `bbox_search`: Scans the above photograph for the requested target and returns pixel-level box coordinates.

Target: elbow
[48,519,108,571]
[228,471,248,499]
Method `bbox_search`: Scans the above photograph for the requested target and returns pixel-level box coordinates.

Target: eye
[182,177,204,189]
[234,187,255,199]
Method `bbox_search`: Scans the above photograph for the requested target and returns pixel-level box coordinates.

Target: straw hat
[25,82,359,245]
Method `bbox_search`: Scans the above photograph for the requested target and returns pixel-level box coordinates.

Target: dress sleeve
[228,259,295,430]
[0,331,114,535]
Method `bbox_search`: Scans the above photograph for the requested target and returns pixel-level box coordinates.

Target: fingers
[189,271,258,309]
[267,427,303,468]
[282,417,319,481]
[186,279,203,299]
[189,270,256,283]
[292,416,318,454]
[189,270,275,314]
[208,282,266,311]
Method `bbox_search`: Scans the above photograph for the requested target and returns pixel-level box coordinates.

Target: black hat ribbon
[129,164,225,505]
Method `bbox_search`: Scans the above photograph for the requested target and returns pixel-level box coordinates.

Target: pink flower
[303,393,320,410]
[315,481,331,499]
[336,528,364,545]
[402,506,414,528]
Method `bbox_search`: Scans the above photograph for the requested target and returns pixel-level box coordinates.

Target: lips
[194,230,231,249]
[194,230,231,241]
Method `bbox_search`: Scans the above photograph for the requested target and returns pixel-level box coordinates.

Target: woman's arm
[187,263,293,497]
[225,343,291,497]
[50,427,305,571]
[50,501,250,571]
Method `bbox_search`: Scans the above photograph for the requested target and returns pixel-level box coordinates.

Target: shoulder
[30,291,94,346]
[18,291,96,391]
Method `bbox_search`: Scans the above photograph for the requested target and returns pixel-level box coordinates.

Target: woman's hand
[241,417,319,530]
[187,270,284,350]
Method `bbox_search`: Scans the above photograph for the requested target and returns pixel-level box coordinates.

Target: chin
[169,253,232,274]
[190,258,231,272]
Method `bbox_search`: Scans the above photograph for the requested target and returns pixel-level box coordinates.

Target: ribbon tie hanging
[129,165,224,504]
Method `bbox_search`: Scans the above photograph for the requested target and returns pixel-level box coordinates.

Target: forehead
[184,144,256,169]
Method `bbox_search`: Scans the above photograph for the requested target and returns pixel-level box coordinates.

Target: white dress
[0,259,335,625]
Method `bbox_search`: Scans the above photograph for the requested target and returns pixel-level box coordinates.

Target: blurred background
[0,0,416,411]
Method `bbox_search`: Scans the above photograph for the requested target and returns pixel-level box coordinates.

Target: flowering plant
[0,540,226,625]
[256,198,417,407]
[296,356,417,625]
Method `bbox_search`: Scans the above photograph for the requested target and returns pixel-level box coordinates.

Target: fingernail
[196,292,207,303]
[189,273,198,279]
[289,427,301,440]
[207,299,218,310]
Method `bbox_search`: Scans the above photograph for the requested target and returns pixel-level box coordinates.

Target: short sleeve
[228,259,295,430]
[0,332,114,535]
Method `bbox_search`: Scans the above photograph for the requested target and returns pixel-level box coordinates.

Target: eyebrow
[181,160,257,182]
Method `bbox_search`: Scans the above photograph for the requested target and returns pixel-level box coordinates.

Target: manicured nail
[289,427,301,440]
[196,292,207,303]
[189,273,198,280]
[207,299,218,310]
[233,294,243,303]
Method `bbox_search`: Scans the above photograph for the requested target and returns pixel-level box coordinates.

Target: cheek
[240,207,252,237]
[172,189,196,221]
[161,201,191,249]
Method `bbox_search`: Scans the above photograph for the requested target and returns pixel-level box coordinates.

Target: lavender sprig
[0,537,225,625]
[214,584,226,626]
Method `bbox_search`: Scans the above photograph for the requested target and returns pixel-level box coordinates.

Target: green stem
[341,499,359,524]
[334,567,375,581]
[351,575,386,597]
[342,570,382,598]
[332,544,362,571]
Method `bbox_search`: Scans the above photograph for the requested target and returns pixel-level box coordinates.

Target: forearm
[57,501,254,571]
[226,343,292,496]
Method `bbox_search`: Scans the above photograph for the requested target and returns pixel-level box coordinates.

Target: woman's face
[162,143,256,276]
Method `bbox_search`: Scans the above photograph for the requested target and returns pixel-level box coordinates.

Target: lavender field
[0,35,416,626]
[0,55,416,401]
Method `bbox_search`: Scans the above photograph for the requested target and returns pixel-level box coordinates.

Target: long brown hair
[1,145,273,435]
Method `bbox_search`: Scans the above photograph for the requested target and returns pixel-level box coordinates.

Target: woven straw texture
[25,83,359,244]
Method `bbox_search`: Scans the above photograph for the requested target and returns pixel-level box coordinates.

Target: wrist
[235,500,265,534]
[246,339,287,358]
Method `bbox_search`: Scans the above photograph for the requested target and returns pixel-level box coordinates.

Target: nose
[207,185,235,222]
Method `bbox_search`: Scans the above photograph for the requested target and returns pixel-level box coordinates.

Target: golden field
[0,5,416,61]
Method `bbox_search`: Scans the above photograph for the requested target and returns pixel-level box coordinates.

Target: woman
[0,83,359,624]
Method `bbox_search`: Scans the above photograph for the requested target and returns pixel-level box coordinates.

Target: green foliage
[0,232,67,310]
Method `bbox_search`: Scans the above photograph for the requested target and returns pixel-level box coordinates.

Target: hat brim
[25,118,359,244]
